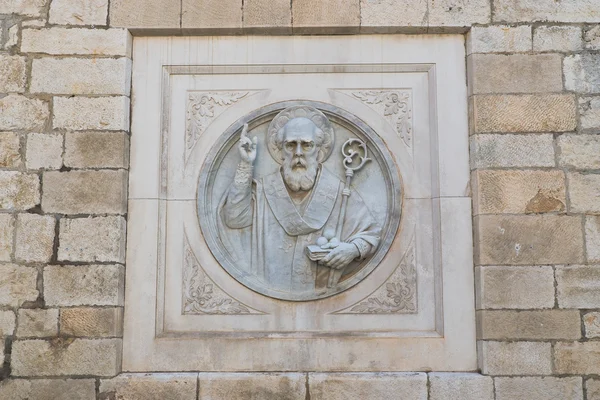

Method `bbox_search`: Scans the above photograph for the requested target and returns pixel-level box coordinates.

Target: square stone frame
[123,35,475,372]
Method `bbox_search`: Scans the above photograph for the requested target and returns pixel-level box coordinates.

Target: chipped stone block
[0,214,14,261]
[477,310,581,340]
[3,23,19,50]
[44,265,124,306]
[110,0,181,28]
[60,307,122,337]
[0,132,21,168]
[428,0,491,27]
[0,172,40,210]
[64,131,129,168]
[558,134,600,169]
[0,0,47,17]
[0,94,49,131]
[478,341,552,375]
[554,342,600,375]
[565,54,600,94]
[25,133,63,170]
[0,264,38,307]
[309,373,426,400]
[0,55,26,93]
[182,0,242,31]
[429,373,493,400]
[0,379,96,400]
[470,134,555,169]
[586,216,600,263]
[467,25,531,54]
[243,0,291,32]
[53,96,130,131]
[101,373,198,400]
[494,0,600,23]
[557,265,600,308]
[292,0,360,33]
[22,28,132,56]
[16,308,59,338]
[360,0,427,33]
[579,96,600,130]
[0,310,16,336]
[584,312,600,338]
[567,172,600,214]
[15,213,54,263]
[495,377,583,400]
[58,216,126,263]
[585,25,600,50]
[533,26,583,52]
[49,0,108,25]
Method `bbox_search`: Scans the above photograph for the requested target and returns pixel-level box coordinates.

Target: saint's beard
[282,156,318,192]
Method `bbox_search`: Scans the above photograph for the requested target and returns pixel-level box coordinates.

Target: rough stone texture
[60,307,122,337]
[467,25,532,54]
[0,55,26,93]
[0,379,96,400]
[0,310,16,336]
[42,170,128,214]
[475,266,555,309]
[15,213,54,263]
[49,0,108,26]
[199,373,306,399]
[243,0,291,32]
[309,373,427,400]
[0,0,47,17]
[495,377,583,400]
[554,342,600,375]
[472,170,565,214]
[182,0,242,31]
[53,96,130,131]
[44,265,124,306]
[11,338,121,377]
[478,341,552,375]
[101,374,198,400]
[588,379,600,400]
[31,58,131,96]
[558,134,600,169]
[564,54,600,94]
[468,54,563,94]
[58,217,126,263]
[0,264,38,307]
[556,265,600,308]
[585,25,600,50]
[293,0,360,33]
[4,23,19,49]
[0,132,21,168]
[64,131,129,168]
[25,133,63,170]
[472,94,577,133]
[586,216,600,263]
[567,172,600,214]
[0,214,14,261]
[429,373,494,400]
[470,134,555,169]
[474,215,584,265]
[533,26,583,52]
[360,0,427,32]
[110,0,181,28]
[16,308,59,338]
[584,312,600,338]
[0,172,40,210]
[428,0,491,27]
[0,94,49,131]
[477,310,581,339]
[21,28,132,56]
[494,0,600,23]
[580,97,600,130]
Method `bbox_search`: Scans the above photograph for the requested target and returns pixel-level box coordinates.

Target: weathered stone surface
[468,54,563,94]
[44,265,124,306]
[584,312,600,338]
[21,19,46,27]
[0,94,49,131]
[0,0,46,17]
[0,55,26,93]
[477,310,581,339]
[42,170,127,214]
[495,377,583,400]
[556,265,600,308]
[554,342,600,375]
[428,0,490,27]
[22,28,132,56]
[474,215,584,265]
[586,216,600,263]
[31,58,131,95]
[3,22,19,50]
[11,338,121,376]
[0,132,21,168]
[110,0,180,28]
[580,96,600,130]
[0,264,38,307]
[472,94,577,133]
[495,0,600,23]
[429,373,493,400]
[16,308,59,338]
[243,0,291,31]
[585,25,600,50]
[0,172,40,210]
[467,25,531,54]
[475,266,555,309]
[25,133,63,170]
[588,379,600,400]
[15,213,54,263]
[472,170,565,214]
[101,374,198,400]
[478,341,552,375]
[198,373,305,399]
[53,96,130,131]
[60,307,122,337]
[470,134,555,169]
[0,214,14,261]
[558,134,600,169]
[0,379,96,400]
[565,54,600,94]
[49,0,108,25]
[0,310,16,336]
[293,0,360,33]
[182,0,242,31]
[309,373,427,400]
[360,0,427,32]
[568,172,600,214]
[533,26,583,52]
[64,131,129,168]
[58,217,126,263]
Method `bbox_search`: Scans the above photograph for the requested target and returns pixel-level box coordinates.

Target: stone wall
[0,0,599,398]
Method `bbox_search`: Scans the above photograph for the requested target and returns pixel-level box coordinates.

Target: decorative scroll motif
[352,90,413,148]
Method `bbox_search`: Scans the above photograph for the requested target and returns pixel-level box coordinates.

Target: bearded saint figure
[219,106,381,296]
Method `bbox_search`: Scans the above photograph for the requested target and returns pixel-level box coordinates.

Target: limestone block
[243,0,291,32]
[568,172,600,214]
[478,341,552,375]
[0,94,49,131]
[554,342,600,374]
[579,96,600,130]
[586,216,600,263]
[494,0,600,23]
[466,25,532,54]
[360,0,427,33]
[564,54,600,94]
[31,58,131,95]
[0,214,14,261]
[16,308,59,338]
[429,373,493,400]
[0,264,38,307]
[556,265,600,308]
[533,26,583,52]
[196,373,304,399]
[110,0,181,29]
[53,96,130,131]
[468,54,562,94]
[309,373,427,400]
[585,25,600,50]
[472,170,565,215]
[558,134,600,169]
[21,28,132,56]
[60,307,122,337]
[0,379,96,400]
[25,133,63,170]
[49,0,108,26]
[182,0,242,31]
[44,265,124,306]
[42,170,127,214]
[474,215,584,265]
[0,310,16,336]
[470,134,555,169]
[292,0,360,33]
[472,94,577,133]
[3,23,19,50]
[475,266,555,309]
[64,131,129,168]
[428,0,491,27]
[58,217,126,263]
[0,0,46,17]
[11,338,121,376]
[584,312,600,338]
[15,213,54,263]
[477,310,581,340]
[0,55,26,93]
[0,172,40,210]
[495,377,583,400]
[0,132,21,168]
[589,380,600,400]
[22,19,46,27]
[101,373,198,400]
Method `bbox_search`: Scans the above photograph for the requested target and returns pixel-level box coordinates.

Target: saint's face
[280,118,321,192]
